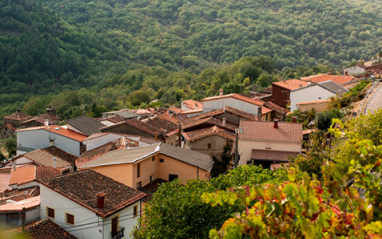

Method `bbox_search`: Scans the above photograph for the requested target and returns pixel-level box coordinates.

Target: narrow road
[365,82,382,113]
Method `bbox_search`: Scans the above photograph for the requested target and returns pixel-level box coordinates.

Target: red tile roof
[300,74,355,85]
[272,79,309,90]
[202,93,264,106]
[191,106,258,121]
[261,106,272,114]
[296,99,331,105]
[239,121,302,143]
[16,126,87,142]
[182,126,236,141]
[9,165,61,186]
[0,196,40,212]
[39,170,146,218]
[181,116,237,131]
[182,99,203,110]
[156,112,181,124]
[263,101,289,114]
[26,219,78,239]
[3,111,32,121]
[251,149,299,162]
[100,119,163,136]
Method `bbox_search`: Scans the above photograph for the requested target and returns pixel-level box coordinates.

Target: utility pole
[22,207,26,232]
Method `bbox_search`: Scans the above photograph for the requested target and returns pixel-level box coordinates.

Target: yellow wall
[84,152,210,189]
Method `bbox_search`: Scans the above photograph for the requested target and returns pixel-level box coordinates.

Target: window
[169,174,178,181]
[137,163,140,178]
[133,205,138,217]
[159,158,164,163]
[66,213,75,225]
[47,207,55,218]
[136,181,142,189]
[152,156,155,162]
[111,216,119,236]
[207,143,212,149]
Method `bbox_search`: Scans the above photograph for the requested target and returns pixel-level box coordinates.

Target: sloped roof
[66,115,104,136]
[17,126,87,142]
[14,146,77,169]
[159,143,214,172]
[190,106,258,121]
[202,93,264,106]
[300,74,355,85]
[3,111,32,121]
[261,107,272,114]
[272,79,309,90]
[251,149,299,162]
[182,99,203,110]
[239,121,302,143]
[26,219,78,239]
[0,196,40,212]
[9,165,60,186]
[21,114,60,125]
[296,99,331,105]
[76,137,139,167]
[79,142,213,172]
[318,80,348,94]
[100,119,163,136]
[182,125,236,142]
[0,123,16,131]
[80,143,160,168]
[181,116,236,131]
[263,101,289,114]
[39,170,146,218]
[0,168,11,192]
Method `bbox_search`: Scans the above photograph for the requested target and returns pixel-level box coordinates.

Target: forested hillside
[1,0,382,119]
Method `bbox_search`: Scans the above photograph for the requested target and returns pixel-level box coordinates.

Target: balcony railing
[111,227,125,239]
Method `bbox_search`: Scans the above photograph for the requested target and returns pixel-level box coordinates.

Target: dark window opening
[66,213,74,225]
[47,207,55,218]
[169,174,178,181]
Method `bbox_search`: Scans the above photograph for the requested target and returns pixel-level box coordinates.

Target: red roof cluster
[272,79,309,90]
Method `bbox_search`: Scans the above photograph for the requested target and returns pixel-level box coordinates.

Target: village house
[4,146,77,173]
[39,170,146,239]
[66,115,104,136]
[342,63,367,75]
[18,106,60,129]
[77,143,213,189]
[237,120,302,168]
[201,90,265,118]
[0,109,31,139]
[101,109,139,120]
[271,79,309,108]
[181,99,203,113]
[289,80,348,112]
[16,125,87,157]
[8,165,60,190]
[100,119,164,141]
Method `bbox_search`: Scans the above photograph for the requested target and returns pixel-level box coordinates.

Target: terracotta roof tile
[16,126,87,142]
[182,100,203,110]
[39,170,146,218]
[261,107,272,114]
[182,125,236,142]
[9,166,60,186]
[3,111,32,121]
[26,219,78,239]
[251,149,299,162]
[239,121,302,143]
[272,79,309,90]
[190,106,258,121]
[300,74,355,85]
[202,93,264,106]
[181,117,237,131]
[0,196,40,212]
[14,146,77,169]
[263,102,289,114]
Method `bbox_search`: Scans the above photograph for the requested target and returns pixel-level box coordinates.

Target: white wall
[40,184,141,239]
[343,65,366,75]
[238,139,301,165]
[83,134,122,151]
[17,129,81,156]
[203,98,260,115]
[290,85,335,112]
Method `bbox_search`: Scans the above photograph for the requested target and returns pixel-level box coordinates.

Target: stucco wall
[298,101,330,113]
[343,65,366,75]
[83,134,122,151]
[89,163,135,188]
[40,184,141,239]
[290,85,335,112]
[238,139,301,165]
[186,135,231,159]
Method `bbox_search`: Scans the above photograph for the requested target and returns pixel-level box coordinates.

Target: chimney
[345,71,348,75]
[12,161,16,171]
[52,157,56,169]
[16,109,21,114]
[222,118,226,126]
[274,119,279,129]
[44,118,49,127]
[292,116,297,123]
[97,193,105,209]
[219,89,224,96]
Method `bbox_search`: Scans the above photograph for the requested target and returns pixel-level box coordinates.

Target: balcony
[111,227,125,239]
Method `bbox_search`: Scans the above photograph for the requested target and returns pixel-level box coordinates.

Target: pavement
[364,82,382,114]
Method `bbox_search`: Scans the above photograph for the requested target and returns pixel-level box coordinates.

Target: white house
[237,120,302,168]
[16,126,87,156]
[289,80,348,112]
[343,64,366,75]
[201,91,264,117]
[39,170,146,239]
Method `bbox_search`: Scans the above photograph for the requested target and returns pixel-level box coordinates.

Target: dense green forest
[1,0,382,120]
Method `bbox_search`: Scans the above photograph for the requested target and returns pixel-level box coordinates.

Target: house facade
[271,79,309,108]
[39,170,146,239]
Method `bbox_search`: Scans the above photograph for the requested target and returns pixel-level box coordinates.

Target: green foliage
[329,80,371,109]
[316,108,344,131]
[285,109,316,129]
[4,136,16,157]
[133,165,288,238]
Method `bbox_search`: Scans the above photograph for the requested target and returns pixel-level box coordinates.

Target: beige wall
[83,152,209,189]
[165,134,179,147]
[185,135,232,160]
[298,101,329,113]
[238,139,301,165]
[157,154,210,182]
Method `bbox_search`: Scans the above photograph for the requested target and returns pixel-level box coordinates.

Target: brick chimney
[222,118,226,126]
[274,119,279,129]
[292,116,297,123]
[97,193,105,209]
[219,89,224,96]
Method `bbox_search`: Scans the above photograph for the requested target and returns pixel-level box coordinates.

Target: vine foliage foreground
[203,111,382,238]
